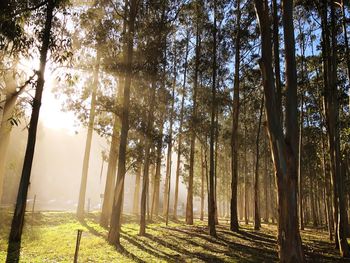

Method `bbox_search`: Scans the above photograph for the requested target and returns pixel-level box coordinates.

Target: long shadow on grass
[164,225,279,262]
[143,232,227,262]
[121,233,176,262]
[81,220,106,239]
[116,245,147,263]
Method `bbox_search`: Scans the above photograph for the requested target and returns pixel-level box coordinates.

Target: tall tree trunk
[214,109,219,225]
[298,94,304,230]
[254,0,305,261]
[100,9,128,226]
[100,85,121,228]
[200,144,205,221]
[230,0,241,232]
[151,115,164,219]
[243,102,248,225]
[254,96,264,230]
[186,6,201,225]
[77,52,100,221]
[173,36,189,219]
[165,44,176,222]
[332,2,350,256]
[140,81,156,235]
[272,0,282,124]
[208,0,217,237]
[263,133,269,223]
[322,132,333,240]
[6,1,55,261]
[321,0,350,256]
[108,0,138,247]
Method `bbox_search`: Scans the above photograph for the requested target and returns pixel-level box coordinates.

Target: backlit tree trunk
[208,0,217,237]
[6,1,55,260]
[186,5,201,225]
[254,0,305,261]
[108,0,138,247]
[230,0,241,232]
[254,96,264,230]
[140,81,156,236]
[77,52,100,221]
[173,35,189,219]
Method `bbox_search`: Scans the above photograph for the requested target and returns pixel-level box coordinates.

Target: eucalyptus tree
[254,0,305,261]
[108,0,139,247]
[6,0,70,261]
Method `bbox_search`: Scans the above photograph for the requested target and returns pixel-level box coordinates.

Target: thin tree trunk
[263,133,269,223]
[165,43,176,221]
[108,0,138,247]
[214,109,219,225]
[254,96,264,230]
[6,1,55,260]
[230,0,241,232]
[100,86,121,228]
[322,132,333,241]
[77,52,100,221]
[298,94,304,230]
[186,7,201,225]
[272,0,282,124]
[244,102,248,225]
[173,36,189,219]
[151,115,164,219]
[208,0,217,237]
[140,80,156,235]
[200,144,205,221]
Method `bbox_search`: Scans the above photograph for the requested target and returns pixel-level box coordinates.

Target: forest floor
[0,210,349,262]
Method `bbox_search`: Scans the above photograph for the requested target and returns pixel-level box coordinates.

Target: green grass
[0,211,349,262]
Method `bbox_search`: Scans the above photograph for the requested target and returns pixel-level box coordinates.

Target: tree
[208,0,218,238]
[254,0,305,261]
[108,0,138,247]
[76,51,100,220]
[230,0,241,232]
[6,0,56,260]
[254,96,264,230]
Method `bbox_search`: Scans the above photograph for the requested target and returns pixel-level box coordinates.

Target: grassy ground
[0,211,349,262]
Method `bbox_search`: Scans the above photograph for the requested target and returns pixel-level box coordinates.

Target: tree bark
[77,51,100,221]
[254,96,264,230]
[254,0,305,261]
[173,36,189,219]
[321,0,350,256]
[186,7,201,225]
[108,0,138,247]
[230,0,241,232]
[272,0,282,124]
[151,115,164,219]
[208,0,217,237]
[200,143,205,221]
[140,81,156,236]
[100,83,121,228]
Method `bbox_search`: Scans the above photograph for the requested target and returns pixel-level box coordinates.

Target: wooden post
[74,229,83,263]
